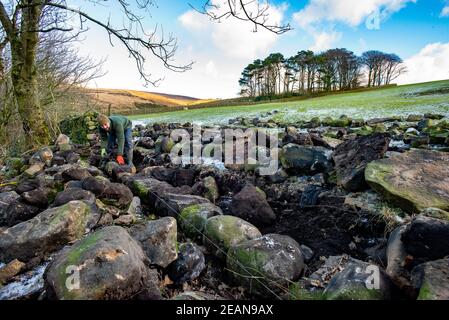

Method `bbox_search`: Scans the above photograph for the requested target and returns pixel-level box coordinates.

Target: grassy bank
[129,80,449,125]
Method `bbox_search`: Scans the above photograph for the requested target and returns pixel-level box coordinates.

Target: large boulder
[129,217,178,268]
[280,144,331,175]
[401,215,449,262]
[44,226,161,300]
[0,201,93,263]
[167,243,205,284]
[332,133,389,191]
[230,184,276,228]
[411,259,449,300]
[227,234,304,297]
[203,215,261,260]
[81,176,133,209]
[365,149,449,213]
[179,203,223,241]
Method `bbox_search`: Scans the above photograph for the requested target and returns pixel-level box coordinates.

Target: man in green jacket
[97,114,134,166]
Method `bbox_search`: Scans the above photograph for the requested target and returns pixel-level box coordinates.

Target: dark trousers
[107,127,133,165]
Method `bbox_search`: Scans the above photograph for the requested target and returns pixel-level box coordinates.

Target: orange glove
[116,155,125,165]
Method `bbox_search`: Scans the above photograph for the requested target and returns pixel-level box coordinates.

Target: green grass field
[130,80,449,126]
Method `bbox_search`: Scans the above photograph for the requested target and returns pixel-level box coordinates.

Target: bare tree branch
[192,0,291,34]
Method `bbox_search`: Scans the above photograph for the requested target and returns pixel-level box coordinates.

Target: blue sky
[71,0,449,98]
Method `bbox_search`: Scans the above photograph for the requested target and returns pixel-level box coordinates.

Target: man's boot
[126,148,136,173]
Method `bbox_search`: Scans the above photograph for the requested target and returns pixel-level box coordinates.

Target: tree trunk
[10,3,49,146]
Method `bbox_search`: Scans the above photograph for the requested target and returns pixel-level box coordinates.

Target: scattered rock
[82,176,133,209]
[29,147,53,167]
[300,244,314,263]
[401,215,449,262]
[20,188,55,208]
[386,225,413,294]
[227,234,304,297]
[332,133,389,191]
[155,193,215,217]
[1,200,41,227]
[61,166,91,182]
[113,214,136,226]
[0,191,20,213]
[52,188,96,207]
[193,176,219,203]
[203,215,261,260]
[167,243,205,284]
[24,163,45,177]
[173,168,196,187]
[126,196,142,216]
[420,207,449,221]
[44,226,161,300]
[365,149,449,213]
[129,217,178,268]
[0,259,26,284]
[0,201,93,263]
[130,177,191,207]
[65,152,80,164]
[280,144,331,175]
[230,184,276,227]
[323,256,394,300]
[179,203,223,241]
[412,259,449,300]
[55,134,70,146]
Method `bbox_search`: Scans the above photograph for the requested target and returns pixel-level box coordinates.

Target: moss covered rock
[227,234,304,297]
[44,226,161,300]
[412,259,449,300]
[179,203,222,241]
[203,215,261,260]
[202,176,219,203]
[323,257,393,300]
[129,217,178,268]
[365,149,449,213]
[59,111,99,145]
[0,200,93,263]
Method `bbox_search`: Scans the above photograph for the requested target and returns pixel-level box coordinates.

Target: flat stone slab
[365,149,449,213]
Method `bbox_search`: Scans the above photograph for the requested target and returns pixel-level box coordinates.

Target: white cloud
[441,6,449,17]
[397,42,449,84]
[205,60,219,77]
[293,0,416,28]
[309,30,342,51]
[179,1,287,59]
[178,10,209,31]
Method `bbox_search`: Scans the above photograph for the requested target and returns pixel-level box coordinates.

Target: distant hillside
[72,87,215,115]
